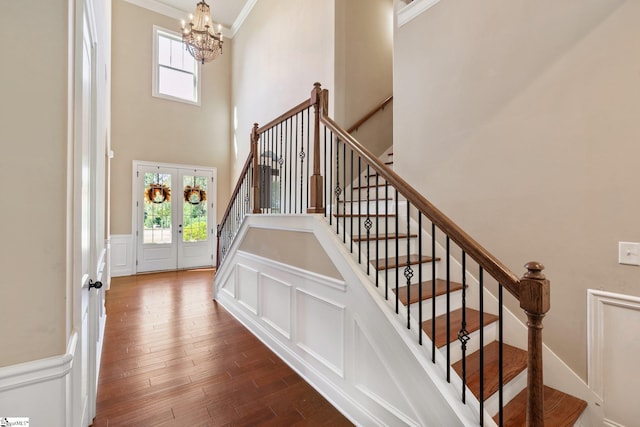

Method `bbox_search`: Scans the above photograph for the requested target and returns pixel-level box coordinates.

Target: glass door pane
[182,174,208,243]
[143,172,172,244]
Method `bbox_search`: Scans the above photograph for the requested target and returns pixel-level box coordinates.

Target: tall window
[152,26,200,105]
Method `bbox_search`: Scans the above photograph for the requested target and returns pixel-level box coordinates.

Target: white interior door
[136,163,215,273]
[73,7,101,426]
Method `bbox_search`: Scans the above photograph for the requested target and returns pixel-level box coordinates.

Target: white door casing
[134,161,216,273]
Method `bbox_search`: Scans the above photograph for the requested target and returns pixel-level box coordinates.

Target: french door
[135,162,216,273]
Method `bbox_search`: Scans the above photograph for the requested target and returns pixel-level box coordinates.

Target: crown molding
[231,0,257,37]
[397,0,440,27]
[123,0,233,38]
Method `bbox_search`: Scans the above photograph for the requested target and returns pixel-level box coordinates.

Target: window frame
[152,25,201,106]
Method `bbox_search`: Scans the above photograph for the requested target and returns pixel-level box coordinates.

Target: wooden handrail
[257,98,312,135]
[347,95,393,133]
[320,113,521,297]
[218,150,253,237]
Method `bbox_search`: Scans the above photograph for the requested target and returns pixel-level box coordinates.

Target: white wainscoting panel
[588,289,640,427]
[0,331,77,426]
[259,273,292,339]
[109,234,134,277]
[295,289,345,377]
[213,214,476,426]
[237,264,258,314]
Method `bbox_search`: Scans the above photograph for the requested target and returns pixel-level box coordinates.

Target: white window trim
[152,25,201,106]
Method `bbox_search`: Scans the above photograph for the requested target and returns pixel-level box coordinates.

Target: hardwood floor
[92,269,352,426]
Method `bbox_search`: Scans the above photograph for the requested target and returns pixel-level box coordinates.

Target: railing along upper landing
[217,83,550,427]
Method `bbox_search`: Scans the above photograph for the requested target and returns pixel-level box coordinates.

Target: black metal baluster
[479,266,485,426]
[293,114,298,213]
[405,202,412,329]
[458,252,469,403]
[324,126,328,219]
[499,283,504,427]
[432,223,436,363]
[365,165,371,275]
[418,212,423,345]
[343,142,346,244]
[335,137,341,237]
[358,157,362,264]
[299,110,305,213]
[329,132,334,228]
[375,173,379,287]
[306,108,310,209]
[350,150,354,253]
[446,236,451,382]
[332,134,344,234]
[385,181,389,300]
[395,189,399,313]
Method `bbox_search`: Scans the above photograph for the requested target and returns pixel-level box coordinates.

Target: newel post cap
[519,261,550,315]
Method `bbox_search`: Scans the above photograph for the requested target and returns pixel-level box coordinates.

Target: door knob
[89,279,103,290]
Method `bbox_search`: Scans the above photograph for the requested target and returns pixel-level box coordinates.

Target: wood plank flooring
[91,269,352,427]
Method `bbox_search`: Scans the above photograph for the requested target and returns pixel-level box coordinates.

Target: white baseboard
[109,234,135,277]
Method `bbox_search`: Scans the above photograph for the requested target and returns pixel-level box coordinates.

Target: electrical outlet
[618,242,640,266]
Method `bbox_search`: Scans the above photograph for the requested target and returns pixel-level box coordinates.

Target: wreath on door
[183,185,207,205]
[145,183,171,204]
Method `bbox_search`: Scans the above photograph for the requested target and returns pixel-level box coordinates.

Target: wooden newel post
[519,261,550,427]
[307,82,325,213]
[251,123,261,214]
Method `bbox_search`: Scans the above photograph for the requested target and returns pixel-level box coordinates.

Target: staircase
[337,149,587,426]
[217,83,590,426]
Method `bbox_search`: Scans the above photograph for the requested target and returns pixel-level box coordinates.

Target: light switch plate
[619,242,640,266]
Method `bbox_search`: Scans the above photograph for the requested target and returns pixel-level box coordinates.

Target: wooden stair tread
[393,279,464,305]
[352,233,417,243]
[422,308,498,348]
[452,341,527,401]
[497,385,588,427]
[373,254,439,271]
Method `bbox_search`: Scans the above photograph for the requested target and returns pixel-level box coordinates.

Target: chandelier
[181,1,223,64]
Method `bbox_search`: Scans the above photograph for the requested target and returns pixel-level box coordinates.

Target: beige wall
[239,228,342,279]
[230,0,336,184]
[0,0,69,367]
[335,0,393,156]
[110,0,231,234]
[394,0,640,380]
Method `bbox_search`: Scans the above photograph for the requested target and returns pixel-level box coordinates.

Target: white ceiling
[153,0,251,29]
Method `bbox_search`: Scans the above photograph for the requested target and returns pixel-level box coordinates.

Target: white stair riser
[352,238,416,259]
[446,322,498,365]
[337,200,396,215]
[336,218,399,236]
[346,185,394,200]
[484,369,527,417]
[407,289,464,321]
[377,263,438,285]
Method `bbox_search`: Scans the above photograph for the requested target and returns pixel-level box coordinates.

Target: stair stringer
[398,210,602,426]
[214,214,478,426]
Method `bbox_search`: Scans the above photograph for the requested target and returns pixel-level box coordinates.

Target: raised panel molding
[109,234,134,277]
[259,273,292,339]
[295,288,345,377]
[237,264,258,314]
[588,289,640,426]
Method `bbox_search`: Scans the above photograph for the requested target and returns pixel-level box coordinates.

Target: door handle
[89,279,103,290]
